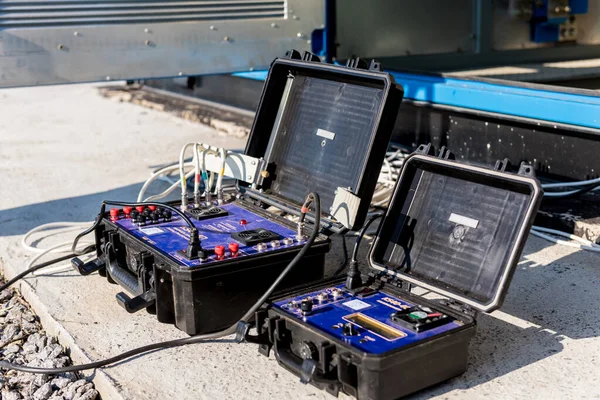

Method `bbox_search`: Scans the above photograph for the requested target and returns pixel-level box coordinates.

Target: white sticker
[342,299,370,311]
[449,213,479,229]
[316,128,336,140]
[140,227,164,235]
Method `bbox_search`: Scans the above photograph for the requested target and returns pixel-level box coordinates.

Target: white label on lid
[140,227,164,235]
[316,128,336,140]
[449,213,479,229]
[342,299,370,311]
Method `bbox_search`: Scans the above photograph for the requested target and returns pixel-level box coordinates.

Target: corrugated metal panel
[0,1,285,28]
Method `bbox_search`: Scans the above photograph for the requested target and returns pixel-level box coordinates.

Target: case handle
[273,339,338,386]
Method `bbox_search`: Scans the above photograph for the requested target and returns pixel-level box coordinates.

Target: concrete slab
[1,84,600,400]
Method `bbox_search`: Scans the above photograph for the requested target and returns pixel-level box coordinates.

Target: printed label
[316,128,336,140]
[342,299,370,311]
[140,227,164,235]
[449,213,479,229]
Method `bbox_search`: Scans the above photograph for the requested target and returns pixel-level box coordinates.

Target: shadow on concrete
[408,238,600,398]
[0,181,179,238]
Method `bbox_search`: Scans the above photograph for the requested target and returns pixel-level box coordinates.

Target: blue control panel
[274,284,463,355]
[109,203,307,268]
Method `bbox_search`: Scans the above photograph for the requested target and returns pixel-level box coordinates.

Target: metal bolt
[145,40,153,46]
[210,25,216,30]
[249,67,254,72]
[160,278,165,283]
[293,15,299,20]
[247,175,252,180]
[224,36,230,41]
[271,22,278,28]
[57,44,65,50]
[73,31,79,36]
[144,28,150,33]
[178,72,183,76]
[251,160,257,165]
[321,140,326,147]
[297,32,303,38]
[106,76,111,81]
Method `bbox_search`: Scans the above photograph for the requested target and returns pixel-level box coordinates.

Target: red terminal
[214,245,226,259]
[136,206,145,213]
[148,205,157,211]
[123,206,133,216]
[228,242,239,257]
[109,208,120,220]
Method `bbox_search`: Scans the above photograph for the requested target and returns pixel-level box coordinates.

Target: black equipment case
[247,145,543,399]
[81,50,405,335]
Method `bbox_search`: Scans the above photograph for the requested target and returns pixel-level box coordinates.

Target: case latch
[494,158,511,172]
[345,57,368,70]
[285,49,302,60]
[437,146,455,160]
[301,51,321,62]
[518,162,536,178]
[284,49,321,62]
[438,299,477,318]
[368,59,382,72]
[414,143,435,156]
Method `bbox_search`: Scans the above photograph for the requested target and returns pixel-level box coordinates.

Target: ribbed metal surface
[0,1,285,28]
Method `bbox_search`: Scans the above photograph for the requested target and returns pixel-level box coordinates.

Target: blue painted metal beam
[233,70,600,130]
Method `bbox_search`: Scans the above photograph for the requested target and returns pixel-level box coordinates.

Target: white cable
[193,143,204,204]
[531,225,600,247]
[22,222,92,254]
[530,230,600,253]
[137,162,193,202]
[217,148,226,192]
[144,168,195,202]
[542,177,600,189]
[32,252,96,276]
[26,241,94,275]
[179,143,205,206]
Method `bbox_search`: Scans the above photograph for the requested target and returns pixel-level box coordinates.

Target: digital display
[344,313,406,341]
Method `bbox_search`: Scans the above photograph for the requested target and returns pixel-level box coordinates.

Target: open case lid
[368,147,543,313]
[240,50,404,232]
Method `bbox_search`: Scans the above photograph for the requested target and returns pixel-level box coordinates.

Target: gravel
[0,288,98,400]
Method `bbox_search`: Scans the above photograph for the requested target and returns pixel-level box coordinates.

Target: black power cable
[346,213,383,290]
[332,234,348,276]
[351,214,384,264]
[0,193,321,374]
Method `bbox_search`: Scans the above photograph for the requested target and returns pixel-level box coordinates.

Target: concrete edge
[0,258,124,400]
